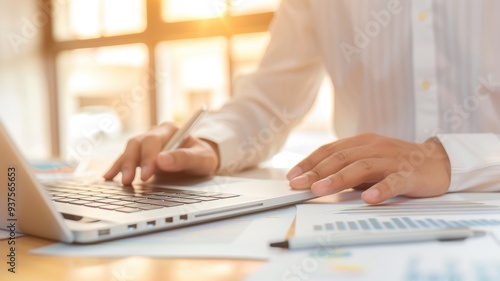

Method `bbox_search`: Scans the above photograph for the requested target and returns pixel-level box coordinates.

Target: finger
[103,155,125,180]
[156,138,217,176]
[361,172,412,204]
[286,133,377,180]
[140,125,177,181]
[120,138,142,185]
[307,159,393,195]
[289,146,377,189]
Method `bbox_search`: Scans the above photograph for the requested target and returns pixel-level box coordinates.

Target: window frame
[43,0,274,157]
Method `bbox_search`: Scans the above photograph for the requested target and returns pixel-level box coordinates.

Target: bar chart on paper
[311,216,500,233]
[295,201,500,236]
[336,200,500,215]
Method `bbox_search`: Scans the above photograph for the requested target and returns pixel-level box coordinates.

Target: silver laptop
[0,121,316,243]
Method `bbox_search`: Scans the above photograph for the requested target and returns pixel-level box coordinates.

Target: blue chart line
[313,217,500,232]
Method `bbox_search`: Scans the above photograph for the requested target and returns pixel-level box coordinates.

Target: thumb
[361,173,410,204]
[156,147,216,176]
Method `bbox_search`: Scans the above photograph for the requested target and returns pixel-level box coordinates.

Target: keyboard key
[190,196,218,201]
[78,196,97,201]
[213,194,240,199]
[163,194,203,199]
[54,198,78,203]
[68,200,93,205]
[94,198,123,204]
[92,193,109,199]
[106,194,129,199]
[99,190,128,195]
[150,201,183,207]
[188,191,222,197]
[138,205,164,210]
[135,199,165,205]
[143,191,168,196]
[164,198,200,204]
[84,202,107,208]
[111,201,139,206]
[119,196,142,202]
[136,199,183,207]
[124,203,154,208]
[60,190,81,194]
[65,194,86,199]
[145,195,172,200]
[99,205,122,210]
[162,192,193,197]
[76,191,98,196]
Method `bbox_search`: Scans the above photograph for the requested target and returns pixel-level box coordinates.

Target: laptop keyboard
[44,180,239,213]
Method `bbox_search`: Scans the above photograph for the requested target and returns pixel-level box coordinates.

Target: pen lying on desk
[269,227,485,249]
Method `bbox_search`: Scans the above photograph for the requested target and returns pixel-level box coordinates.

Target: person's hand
[103,122,219,185]
[286,133,451,204]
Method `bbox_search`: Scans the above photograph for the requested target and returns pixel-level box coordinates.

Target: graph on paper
[295,200,500,237]
[336,201,500,215]
[312,216,500,233]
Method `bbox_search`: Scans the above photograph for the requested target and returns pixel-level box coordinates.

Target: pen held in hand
[162,105,208,152]
[269,227,485,249]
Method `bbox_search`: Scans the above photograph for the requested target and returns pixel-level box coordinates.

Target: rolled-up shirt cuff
[437,134,500,192]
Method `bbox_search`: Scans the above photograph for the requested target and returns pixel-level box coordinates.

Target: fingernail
[363,188,380,199]
[287,167,303,180]
[312,178,331,190]
[159,153,174,166]
[290,174,310,186]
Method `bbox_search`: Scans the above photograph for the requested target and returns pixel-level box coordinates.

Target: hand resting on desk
[287,133,452,205]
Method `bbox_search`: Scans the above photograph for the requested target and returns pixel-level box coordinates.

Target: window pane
[69,0,101,39]
[156,37,229,123]
[56,44,150,162]
[0,57,51,160]
[103,0,146,36]
[230,0,281,16]
[0,1,50,159]
[52,0,146,41]
[162,0,224,22]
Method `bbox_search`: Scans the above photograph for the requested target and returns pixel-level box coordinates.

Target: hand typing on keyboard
[103,122,220,185]
[47,180,239,213]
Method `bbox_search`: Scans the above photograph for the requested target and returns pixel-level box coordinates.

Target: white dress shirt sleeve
[437,134,500,192]
[193,0,324,174]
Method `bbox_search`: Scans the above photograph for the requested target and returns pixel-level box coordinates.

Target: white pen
[269,227,485,249]
[162,105,209,151]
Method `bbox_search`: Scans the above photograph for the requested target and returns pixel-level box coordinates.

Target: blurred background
[0,0,333,166]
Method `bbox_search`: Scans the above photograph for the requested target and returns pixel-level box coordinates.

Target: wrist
[200,138,220,171]
[424,136,451,183]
